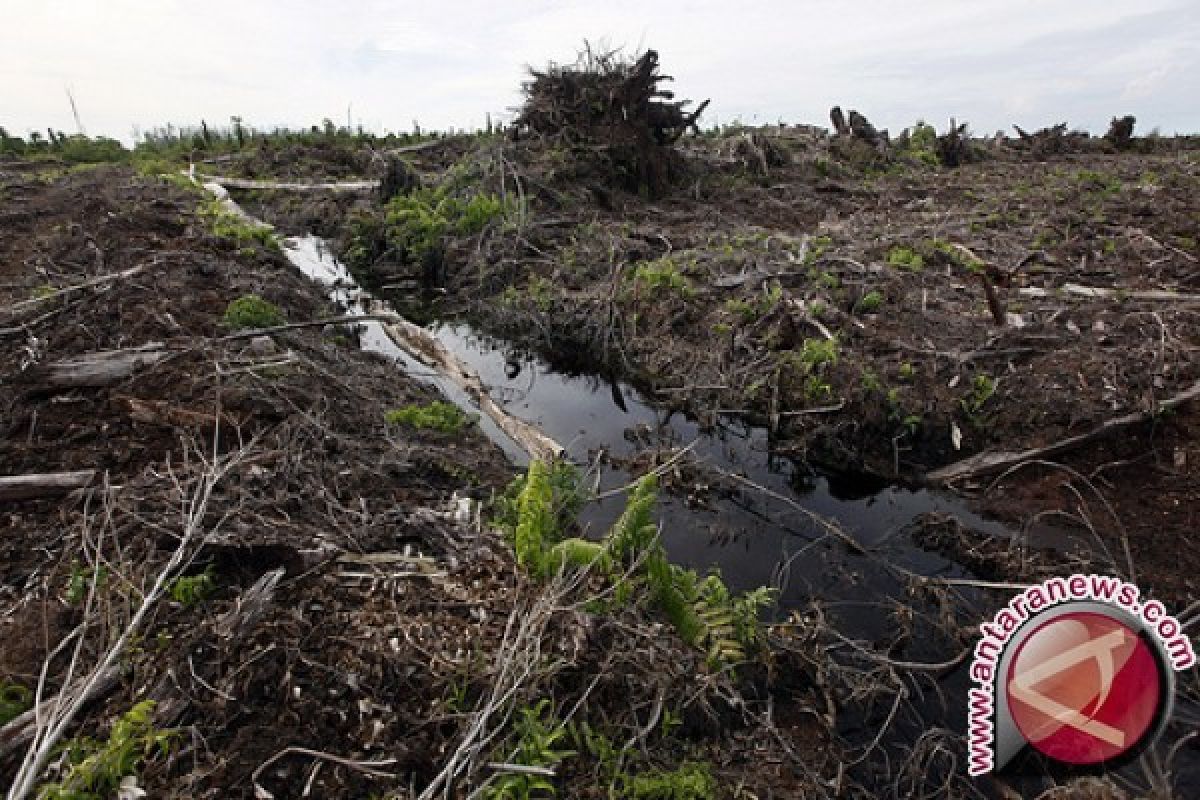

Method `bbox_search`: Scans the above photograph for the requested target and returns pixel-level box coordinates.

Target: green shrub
[385,401,471,434]
[961,373,996,416]
[887,246,924,271]
[38,700,173,800]
[56,135,128,165]
[168,567,215,607]
[384,187,513,265]
[499,463,773,667]
[629,257,693,296]
[222,295,284,330]
[495,460,585,551]
[512,460,557,576]
[800,337,839,369]
[898,121,939,167]
[855,290,883,314]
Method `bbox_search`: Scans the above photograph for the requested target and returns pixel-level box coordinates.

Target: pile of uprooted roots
[514,46,709,197]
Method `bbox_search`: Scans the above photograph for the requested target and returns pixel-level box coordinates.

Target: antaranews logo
[967,574,1196,776]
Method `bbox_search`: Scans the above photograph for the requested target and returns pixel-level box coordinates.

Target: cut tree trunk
[19,344,170,390]
[382,316,564,463]
[198,175,379,192]
[0,470,97,502]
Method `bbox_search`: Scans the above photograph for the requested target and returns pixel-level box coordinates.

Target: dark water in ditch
[283,235,1013,630]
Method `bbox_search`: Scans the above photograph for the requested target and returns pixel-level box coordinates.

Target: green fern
[513,461,555,576]
[38,700,173,800]
[485,699,574,800]
[546,537,610,573]
[607,475,659,563]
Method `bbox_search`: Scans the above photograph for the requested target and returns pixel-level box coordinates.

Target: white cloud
[1,0,1196,142]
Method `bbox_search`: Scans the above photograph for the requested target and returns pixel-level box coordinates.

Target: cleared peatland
[2,51,1200,799]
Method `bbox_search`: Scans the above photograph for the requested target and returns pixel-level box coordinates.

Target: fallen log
[19,344,170,390]
[197,175,378,192]
[1018,284,1200,302]
[927,379,1200,484]
[0,470,97,502]
[382,317,564,463]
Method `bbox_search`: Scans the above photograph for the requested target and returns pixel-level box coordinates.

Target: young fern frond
[607,474,659,564]
[513,460,555,576]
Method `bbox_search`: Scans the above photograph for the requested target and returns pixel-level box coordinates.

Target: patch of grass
[629,256,694,297]
[804,235,833,266]
[1075,169,1122,196]
[929,238,984,273]
[222,295,284,330]
[198,200,278,251]
[887,246,924,271]
[168,567,216,607]
[629,761,717,800]
[385,401,471,434]
[38,700,173,800]
[800,337,839,370]
[898,362,916,381]
[1,682,32,726]
[815,270,840,290]
[528,276,555,311]
[723,284,782,323]
[855,290,884,314]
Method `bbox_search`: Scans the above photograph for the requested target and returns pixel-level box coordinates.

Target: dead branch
[0,666,120,759]
[1018,284,1200,301]
[218,313,399,341]
[6,445,249,800]
[0,470,97,502]
[252,747,398,799]
[3,265,147,316]
[927,379,1200,484]
[17,344,170,390]
[196,175,378,192]
[215,568,284,640]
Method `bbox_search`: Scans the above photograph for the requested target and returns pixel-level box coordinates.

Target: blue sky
[3,0,1197,143]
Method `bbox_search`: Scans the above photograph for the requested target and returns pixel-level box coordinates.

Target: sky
[2,0,1198,144]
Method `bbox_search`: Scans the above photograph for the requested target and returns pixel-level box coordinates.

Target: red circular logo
[1005,611,1164,765]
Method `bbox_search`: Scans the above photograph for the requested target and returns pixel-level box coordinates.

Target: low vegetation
[499,461,774,668]
[37,700,173,800]
[198,199,279,252]
[222,294,284,330]
[385,400,472,433]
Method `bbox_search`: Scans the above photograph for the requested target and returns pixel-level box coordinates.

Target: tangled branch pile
[514,47,709,197]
